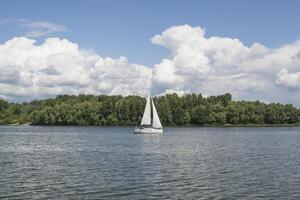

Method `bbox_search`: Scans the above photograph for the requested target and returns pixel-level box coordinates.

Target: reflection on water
[0,126,300,199]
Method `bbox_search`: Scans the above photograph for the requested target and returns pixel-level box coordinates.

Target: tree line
[0,93,300,126]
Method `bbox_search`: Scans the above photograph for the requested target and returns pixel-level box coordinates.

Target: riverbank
[1,123,300,127]
[1,94,300,127]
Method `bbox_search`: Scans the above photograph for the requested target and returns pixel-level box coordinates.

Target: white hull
[134,127,163,134]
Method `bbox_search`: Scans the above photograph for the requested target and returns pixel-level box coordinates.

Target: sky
[0,0,300,106]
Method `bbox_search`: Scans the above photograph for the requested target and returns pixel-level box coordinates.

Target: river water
[0,126,300,199]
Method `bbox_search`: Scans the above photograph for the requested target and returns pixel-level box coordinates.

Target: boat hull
[134,127,163,134]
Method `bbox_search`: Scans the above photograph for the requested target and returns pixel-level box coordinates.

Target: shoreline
[1,124,300,128]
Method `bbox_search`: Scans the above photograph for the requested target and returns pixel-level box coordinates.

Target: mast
[140,94,151,125]
[151,98,162,128]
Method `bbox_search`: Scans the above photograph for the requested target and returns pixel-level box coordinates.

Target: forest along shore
[0,93,300,126]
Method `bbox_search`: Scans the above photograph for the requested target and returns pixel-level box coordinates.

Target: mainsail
[151,98,162,128]
[134,94,163,134]
[140,95,151,125]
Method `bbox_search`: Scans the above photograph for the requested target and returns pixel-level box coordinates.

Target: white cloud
[158,89,188,97]
[0,37,151,101]
[151,24,300,106]
[0,18,66,38]
[20,21,66,38]
[1,24,300,106]
[276,69,300,89]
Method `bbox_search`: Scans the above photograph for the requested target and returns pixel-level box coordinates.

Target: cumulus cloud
[151,24,300,106]
[276,69,300,89]
[0,37,151,101]
[1,24,300,106]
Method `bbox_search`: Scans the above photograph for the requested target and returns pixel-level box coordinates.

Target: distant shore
[2,123,300,127]
[1,93,300,127]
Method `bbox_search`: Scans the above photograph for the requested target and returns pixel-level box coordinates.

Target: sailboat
[134,95,163,134]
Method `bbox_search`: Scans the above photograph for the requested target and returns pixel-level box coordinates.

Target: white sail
[140,95,151,125]
[151,98,162,128]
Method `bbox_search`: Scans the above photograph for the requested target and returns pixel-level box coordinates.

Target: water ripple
[1,126,300,199]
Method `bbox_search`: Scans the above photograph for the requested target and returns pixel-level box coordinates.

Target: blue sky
[0,0,300,106]
[1,0,300,66]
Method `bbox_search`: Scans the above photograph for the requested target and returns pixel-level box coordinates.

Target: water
[0,126,300,199]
